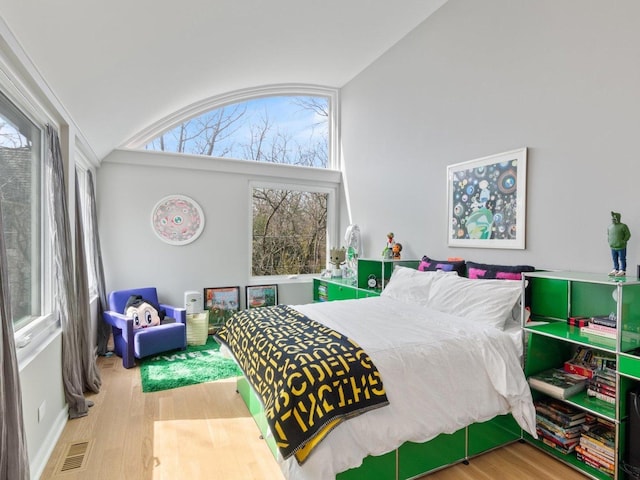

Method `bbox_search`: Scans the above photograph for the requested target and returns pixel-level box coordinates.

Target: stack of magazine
[576,416,615,475]
[534,396,586,454]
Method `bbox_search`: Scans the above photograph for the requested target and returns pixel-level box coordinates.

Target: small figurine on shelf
[329,247,346,278]
[382,232,395,259]
[608,211,631,277]
[392,242,402,260]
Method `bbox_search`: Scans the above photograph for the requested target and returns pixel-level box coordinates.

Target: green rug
[139,336,242,392]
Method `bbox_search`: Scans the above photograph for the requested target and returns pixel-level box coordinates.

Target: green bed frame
[237,376,522,479]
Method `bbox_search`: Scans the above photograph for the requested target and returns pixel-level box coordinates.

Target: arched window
[143,90,334,169]
[133,87,339,278]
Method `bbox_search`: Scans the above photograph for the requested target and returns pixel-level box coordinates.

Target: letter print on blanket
[216,305,389,463]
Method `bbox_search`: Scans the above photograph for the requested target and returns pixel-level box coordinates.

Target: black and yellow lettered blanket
[215,305,389,464]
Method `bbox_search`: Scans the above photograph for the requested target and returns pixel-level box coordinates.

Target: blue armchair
[103,287,187,368]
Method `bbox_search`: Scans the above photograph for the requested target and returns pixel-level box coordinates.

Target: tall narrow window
[252,186,328,276]
[0,91,42,329]
[145,95,330,168]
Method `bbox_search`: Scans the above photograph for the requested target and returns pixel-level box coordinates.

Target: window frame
[0,67,56,366]
[123,84,341,170]
[0,97,56,364]
[249,179,338,282]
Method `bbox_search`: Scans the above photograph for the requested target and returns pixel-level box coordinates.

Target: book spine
[535,416,581,438]
[540,436,577,454]
[576,452,615,475]
[537,398,585,417]
[579,437,615,459]
[588,383,616,396]
[536,426,580,446]
[590,316,617,328]
[573,346,593,363]
[593,357,616,370]
[564,362,594,378]
[581,429,615,449]
[586,389,616,404]
[575,445,615,470]
[580,326,617,339]
[588,323,617,334]
[567,316,589,327]
[535,407,584,428]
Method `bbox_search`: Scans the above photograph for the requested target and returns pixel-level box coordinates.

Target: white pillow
[381,266,453,306]
[427,274,523,330]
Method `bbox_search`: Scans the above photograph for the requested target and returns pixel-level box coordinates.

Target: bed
[216,266,538,480]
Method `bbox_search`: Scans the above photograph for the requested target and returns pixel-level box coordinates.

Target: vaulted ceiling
[0,1,447,161]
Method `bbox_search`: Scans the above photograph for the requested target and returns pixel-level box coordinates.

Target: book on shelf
[534,396,587,428]
[528,368,589,399]
[592,355,616,371]
[590,314,617,329]
[577,443,615,466]
[576,448,615,475]
[579,436,615,463]
[571,346,593,363]
[539,433,579,454]
[567,316,589,327]
[564,360,595,378]
[588,323,617,334]
[580,325,617,339]
[590,368,616,391]
[588,383,616,397]
[536,415,582,439]
[586,388,616,404]
[582,421,615,449]
[577,418,616,475]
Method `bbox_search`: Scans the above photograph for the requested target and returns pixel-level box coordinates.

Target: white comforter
[278,296,536,480]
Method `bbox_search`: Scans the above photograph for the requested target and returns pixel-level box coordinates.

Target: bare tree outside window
[145,95,329,168]
[0,92,42,328]
[252,188,327,276]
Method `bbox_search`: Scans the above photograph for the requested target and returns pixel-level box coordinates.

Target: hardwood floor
[40,355,588,479]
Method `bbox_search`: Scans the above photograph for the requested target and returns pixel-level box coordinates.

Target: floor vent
[56,440,91,474]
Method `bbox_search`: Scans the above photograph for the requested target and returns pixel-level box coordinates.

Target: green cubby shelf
[523,271,640,479]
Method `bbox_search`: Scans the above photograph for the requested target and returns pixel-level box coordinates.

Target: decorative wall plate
[151,194,205,245]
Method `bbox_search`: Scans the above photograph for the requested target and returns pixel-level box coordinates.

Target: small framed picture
[204,286,240,331]
[245,284,278,309]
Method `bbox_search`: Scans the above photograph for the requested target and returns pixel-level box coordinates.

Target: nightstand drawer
[326,282,357,301]
[357,289,380,299]
[313,278,358,301]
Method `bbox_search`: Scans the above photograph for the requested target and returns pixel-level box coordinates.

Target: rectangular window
[0,91,42,330]
[252,185,329,276]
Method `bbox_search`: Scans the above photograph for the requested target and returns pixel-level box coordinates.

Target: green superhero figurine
[608,211,631,277]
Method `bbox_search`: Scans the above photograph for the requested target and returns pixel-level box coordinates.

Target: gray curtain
[75,171,102,391]
[45,124,93,419]
[87,171,110,356]
[0,195,30,479]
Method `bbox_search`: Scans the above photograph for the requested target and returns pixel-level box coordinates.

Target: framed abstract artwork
[447,148,527,249]
[245,285,278,309]
[151,194,205,245]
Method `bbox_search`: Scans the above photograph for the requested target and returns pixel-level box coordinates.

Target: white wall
[341,0,640,273]
[19,333,67,479]
[98,149,345,307]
